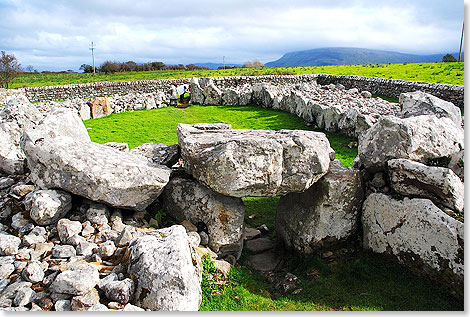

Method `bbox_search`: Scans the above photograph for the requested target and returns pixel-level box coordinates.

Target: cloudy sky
[0,0,464,71]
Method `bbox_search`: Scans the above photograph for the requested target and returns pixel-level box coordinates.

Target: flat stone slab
[245,237,276,253]
[177,123,334,197]
[246,249,282,272]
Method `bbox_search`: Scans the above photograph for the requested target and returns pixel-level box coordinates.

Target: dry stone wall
[15,74,464,108]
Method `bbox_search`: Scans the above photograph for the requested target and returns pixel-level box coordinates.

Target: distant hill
[194,62,242,70]
[265,47,462,67]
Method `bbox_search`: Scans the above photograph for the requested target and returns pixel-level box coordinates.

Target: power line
[458,21,464,62]
[89,41,96,76]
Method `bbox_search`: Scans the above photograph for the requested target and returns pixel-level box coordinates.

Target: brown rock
[71,288,100,311]
[88,97,111,119]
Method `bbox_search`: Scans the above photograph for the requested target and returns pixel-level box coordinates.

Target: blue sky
[0,0,464,71]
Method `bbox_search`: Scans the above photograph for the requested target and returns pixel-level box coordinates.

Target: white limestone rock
[177,123,334,197]
[358,115,464,172]
[29,189,72,226]
[127,225,202,311]
[161,176,245,258]
[388,159,464,212]
[276,160,364,253]
[362,193,463,294]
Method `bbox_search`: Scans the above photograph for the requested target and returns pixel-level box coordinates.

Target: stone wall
[20,74,464,108]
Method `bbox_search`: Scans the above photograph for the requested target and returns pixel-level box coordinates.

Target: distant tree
[149,61,166,70]
[80,64,94,73]
[121,61,137,72]
[243,60,265,68]
[99,61,120,74]
[0,51,22,89]
[442,54,457,62]
[25,65,35,73]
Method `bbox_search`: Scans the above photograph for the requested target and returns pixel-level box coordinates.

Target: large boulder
[177,123,334,197]
[399,91,462,127]
[221,88,239,106]
[276,160,364,253]
[190,77,205,105]
[21,110,171,211]
[126,225,202,311]
[88,97,112,119]
[358,115,464,172]
[203,81,222,105]
[129,143,180,167]
[362,193,463,296]
[28,189,72,225]
[337,108,375,138]
[161,176,245,258]
[0,96,43,175]
[388,159,464,212]
[252,84,275,108]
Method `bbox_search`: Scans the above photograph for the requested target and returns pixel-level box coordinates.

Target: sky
[0,0,465,71]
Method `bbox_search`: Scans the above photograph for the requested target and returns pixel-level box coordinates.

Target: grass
[84,105,462,311]
[84,105,358,167]
[200,251,463,311]
[12,62,464,88]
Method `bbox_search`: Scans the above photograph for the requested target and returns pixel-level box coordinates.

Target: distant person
[177,84,188,103]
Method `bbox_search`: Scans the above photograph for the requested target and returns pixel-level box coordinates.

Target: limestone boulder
[337,108,375,138]
[78,103,91,121]
[276,160,364,253]
[21,110,171,211]
[358,115,464,172]
[129,143,180,167]
[203,81,222,105]
[51,263,100,296]
[399,91,462,127]
[362,193,463,295]
[127,225,202,311]
[190,77,205,105]
[448,149,464,181]
[0,96,43,175]
[388,159,464,212]
[161,176,245,258]
[252,83,275,108]
[222,88,239,106]
[29,189,72,226]
[177,123,334,197]
[88,97,112,119]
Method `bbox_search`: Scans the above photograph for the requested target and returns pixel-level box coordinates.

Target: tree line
[81,59,266,74]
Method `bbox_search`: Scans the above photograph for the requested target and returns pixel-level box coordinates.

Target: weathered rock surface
[88,97,111,119]
[103,142,129,152]
[276,160,364,253]
[29,189,72,225]
[51,263,100,295]
[129,143,180,167]
[0,233,21,256]
[362,193,464,294]
[388,159,464,212]
[0,96,43,175]
[161,176,245,258]
[203,81,223,105]
[127,225,202,311]
[358,115,464,171]
[57,219,82,243]
[177,123,334,197]
[21,110,171,211]
[190,77,205,105]
[400,91,462,127]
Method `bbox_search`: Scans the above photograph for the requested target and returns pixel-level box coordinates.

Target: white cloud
[0,0,464,71]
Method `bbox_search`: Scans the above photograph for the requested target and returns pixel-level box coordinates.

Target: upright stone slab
[276,160,364,253]
[203,80,222,105]
[358,115,464,172]
[161,176,245,258]
[362,193,464,296]
[88,97,111,119]
[190,77,205,105]
[21,110,170,211]
[126,225,202,311]
[177,123,334,197]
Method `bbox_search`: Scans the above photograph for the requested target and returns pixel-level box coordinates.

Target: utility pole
[458,21,464,62]
[89,41,96,76]
[223,56,225,70]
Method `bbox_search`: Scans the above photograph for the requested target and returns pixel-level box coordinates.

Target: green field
[12,62,463,88]
[84,105,462,311]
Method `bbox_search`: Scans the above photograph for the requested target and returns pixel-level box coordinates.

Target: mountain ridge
[265,47,462,67]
